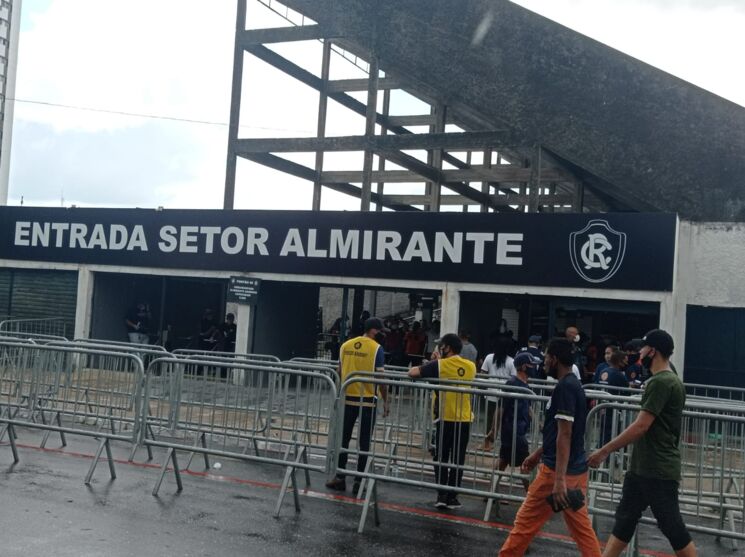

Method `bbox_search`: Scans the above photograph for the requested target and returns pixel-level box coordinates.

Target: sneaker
[446,495,462,509]
[325,477,346,491]
[434,495,448,509]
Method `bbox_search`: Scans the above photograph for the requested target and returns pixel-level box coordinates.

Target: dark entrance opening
[90,272,226,349]
[459,292,659,372]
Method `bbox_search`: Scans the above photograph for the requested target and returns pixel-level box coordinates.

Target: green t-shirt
[629,370,686,481]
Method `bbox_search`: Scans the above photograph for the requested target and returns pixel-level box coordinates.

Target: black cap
[364,317,384,332]
[642,329,674,357]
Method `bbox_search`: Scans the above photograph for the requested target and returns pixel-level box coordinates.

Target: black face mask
[641,349,654,369]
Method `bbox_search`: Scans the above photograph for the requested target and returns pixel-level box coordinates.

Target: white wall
[672,221,745,374]
[678,221,745,306]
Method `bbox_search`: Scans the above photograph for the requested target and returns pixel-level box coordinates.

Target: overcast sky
[7,0,745,210]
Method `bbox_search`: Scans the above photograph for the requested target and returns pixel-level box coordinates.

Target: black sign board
[0,207,677,292]
[227,277,260,305]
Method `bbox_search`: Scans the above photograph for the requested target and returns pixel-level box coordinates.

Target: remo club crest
[569,220,627,284]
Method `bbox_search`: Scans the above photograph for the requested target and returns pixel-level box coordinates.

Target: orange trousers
[499,464,601,557]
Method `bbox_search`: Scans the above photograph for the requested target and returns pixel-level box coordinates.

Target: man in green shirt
[588,329,695,557]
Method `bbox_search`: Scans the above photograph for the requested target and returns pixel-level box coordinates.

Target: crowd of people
[124,302,237,353]
[329,316,696,557]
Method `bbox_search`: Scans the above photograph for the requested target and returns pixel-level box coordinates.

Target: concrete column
[234,303,252,355]
[439,282,460,336]
[665,220,689,378]
[74,266,95,339]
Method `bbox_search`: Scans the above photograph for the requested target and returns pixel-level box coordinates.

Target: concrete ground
[0,428,736,557]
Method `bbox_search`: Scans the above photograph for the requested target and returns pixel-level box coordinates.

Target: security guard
[326,317,389,494]
[409,333,477,509]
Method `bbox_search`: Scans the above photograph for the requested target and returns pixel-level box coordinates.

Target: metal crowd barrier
[587,397,745,553]
[140,356,337,516]
[291,356,339,367]
[684,383,745,404]
[0,331,69,343]
[174,348,280,362]
[333,374,548,532]
[0,339,144,484]
[75,338,169,353]
[0,317,69,338]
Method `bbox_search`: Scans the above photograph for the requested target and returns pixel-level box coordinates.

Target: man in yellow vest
[408,333,477,509]
[326,317,389,494]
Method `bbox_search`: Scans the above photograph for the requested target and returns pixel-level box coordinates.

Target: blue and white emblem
[569,220,627,283]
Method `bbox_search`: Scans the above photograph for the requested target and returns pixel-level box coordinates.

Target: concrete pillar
[234,303,252,355]
[664,220,689,378]
[439,282,460,336]
[74,266,95,339]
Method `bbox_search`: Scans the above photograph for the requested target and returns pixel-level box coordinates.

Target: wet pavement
[0,429,733,556]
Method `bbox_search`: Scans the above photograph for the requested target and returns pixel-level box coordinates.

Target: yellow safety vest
[433,355,477,422]
[340,335,381,406]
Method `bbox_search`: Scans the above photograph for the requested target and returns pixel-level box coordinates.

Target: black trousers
[433,421,471,497]
[337,404,376,479]
[613,472,692,551]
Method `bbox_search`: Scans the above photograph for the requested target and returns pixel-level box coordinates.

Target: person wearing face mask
[499,338,601,557]
[409,333,477,510]
[565,326,589,382]
[588,330,695,557]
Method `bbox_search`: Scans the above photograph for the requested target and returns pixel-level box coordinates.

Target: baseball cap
[641,329,674,356]
[528,335,542,343]
[514,351,540,368]
[364,317,384,332]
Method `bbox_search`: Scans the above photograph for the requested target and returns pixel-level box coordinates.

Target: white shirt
[481,354,516,379]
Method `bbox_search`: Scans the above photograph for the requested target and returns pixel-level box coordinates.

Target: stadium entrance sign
[0,207,676,292]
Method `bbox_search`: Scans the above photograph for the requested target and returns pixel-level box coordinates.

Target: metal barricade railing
[0,332,69,343]
[0,339,144,484]
[0,317,70,338]
[74,338,169,353]
[173,348,280,362]
[291,356,339,367]
[684,382,745,403]
[140,357,337,516]
[334,374,548,532]
[587,398,745,552]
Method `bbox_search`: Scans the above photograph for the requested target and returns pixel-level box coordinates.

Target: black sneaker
[434,495,448,509]
[446,495,462,509]
[325,477,346,491]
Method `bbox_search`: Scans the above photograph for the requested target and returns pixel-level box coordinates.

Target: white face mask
[574,335,581,343]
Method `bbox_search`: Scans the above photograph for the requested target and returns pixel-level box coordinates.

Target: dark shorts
[499,436,529,466]
[613,472,692,551]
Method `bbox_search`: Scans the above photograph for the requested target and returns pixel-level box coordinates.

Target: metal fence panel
[0,340,144,483]
[141,357,337,516]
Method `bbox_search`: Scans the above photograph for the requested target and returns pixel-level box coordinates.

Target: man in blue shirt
[500,338,601,556]
[594,349,630,446]
[494,352,537,492]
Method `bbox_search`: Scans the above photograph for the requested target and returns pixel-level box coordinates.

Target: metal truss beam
[320,167,569,184]
[243,44,522,210]
[234,131,518,154]
[237,24,329,46]
[386,193,574,206]
[242,152,420,211]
